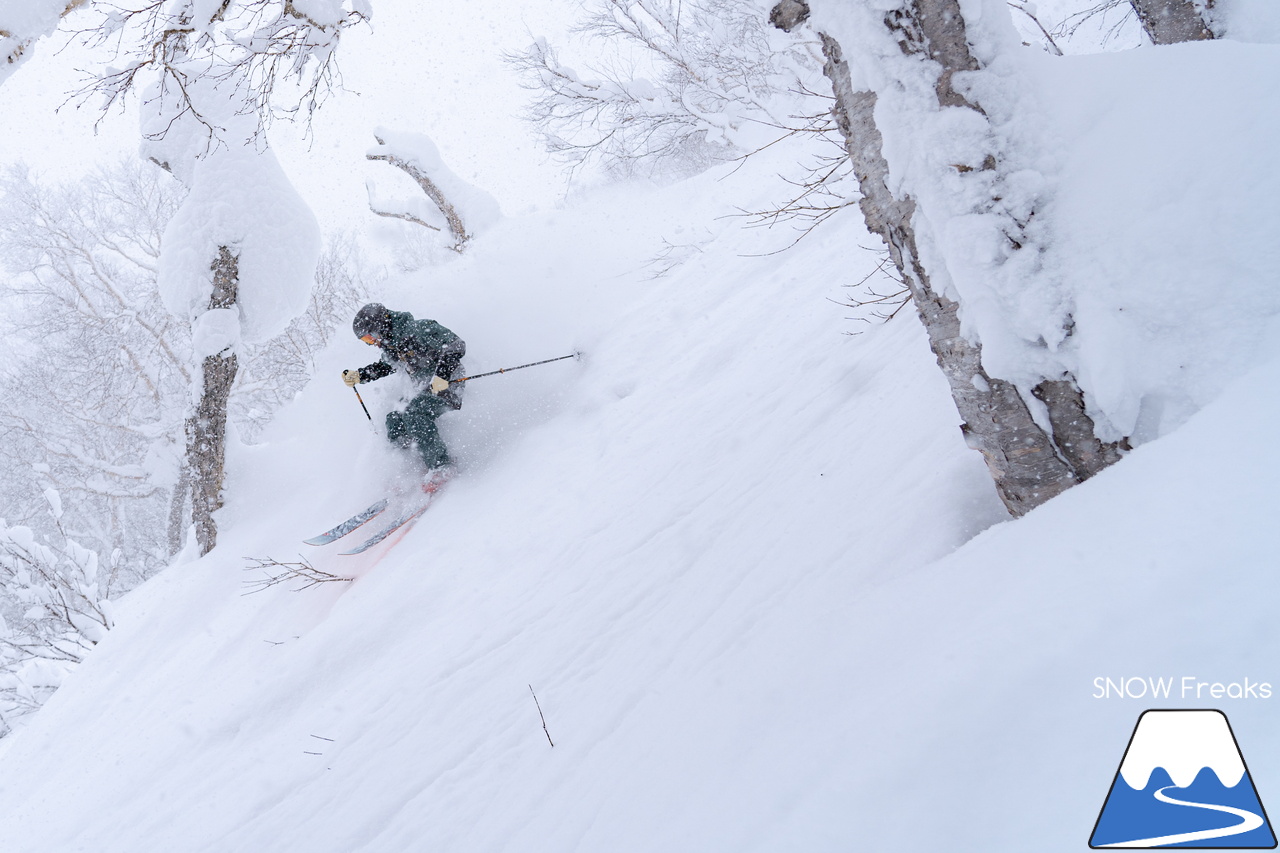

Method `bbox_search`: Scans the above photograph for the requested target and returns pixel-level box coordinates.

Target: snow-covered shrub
[0,511,114,739]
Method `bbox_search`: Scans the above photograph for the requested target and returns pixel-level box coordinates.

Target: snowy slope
[0,15,1278,853]
[0,156,1008,851]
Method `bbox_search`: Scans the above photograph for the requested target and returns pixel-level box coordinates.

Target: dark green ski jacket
[356,310,466,386]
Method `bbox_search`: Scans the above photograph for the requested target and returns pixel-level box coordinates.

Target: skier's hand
[342,369,361,387]
[428,375,450,395]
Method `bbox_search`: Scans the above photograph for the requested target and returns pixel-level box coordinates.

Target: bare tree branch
[243,556,353,594]
[367,134,470,251]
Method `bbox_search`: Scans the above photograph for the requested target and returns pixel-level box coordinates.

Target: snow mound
[158,144,321,344]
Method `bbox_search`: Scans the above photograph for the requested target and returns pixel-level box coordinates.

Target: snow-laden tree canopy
[0,0,75,86]
[156,139,321,346]
[128,6,331,347]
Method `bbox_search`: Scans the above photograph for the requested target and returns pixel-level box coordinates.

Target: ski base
[338,501,432,555]
[307,468,455,554]
[304,498,388,546]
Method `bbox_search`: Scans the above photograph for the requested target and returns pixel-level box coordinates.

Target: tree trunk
[769,0,810,31]
[1130,0,1215,44]
[167,463,190,556]
[792,4,1126,516]
[187,246,239,556]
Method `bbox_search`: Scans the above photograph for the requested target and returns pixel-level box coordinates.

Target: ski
[338,501,431,555]
[338,470,454,555]
[303,498,389,546]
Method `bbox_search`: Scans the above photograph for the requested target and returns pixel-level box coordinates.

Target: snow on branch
[366,129,500,254]
[158,144,320,345]
[0,0,86,87]
[1007,1,1064,55]
[73,0,371,148]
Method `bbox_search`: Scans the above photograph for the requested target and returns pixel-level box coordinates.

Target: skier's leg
[385,410,410,446]
[403,392,452,469]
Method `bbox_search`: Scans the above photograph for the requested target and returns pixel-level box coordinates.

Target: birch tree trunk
[186,246,239,556]
[1131,0,1215,44]
[787,2,1126,516]
[167,464,190,557]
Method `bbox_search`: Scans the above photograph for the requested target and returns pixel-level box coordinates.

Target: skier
[342,303,465,476]
[308,333,576,553]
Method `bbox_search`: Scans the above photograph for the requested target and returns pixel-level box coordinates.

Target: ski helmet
[353,303,391,342]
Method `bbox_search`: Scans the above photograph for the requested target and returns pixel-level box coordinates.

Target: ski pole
[353,386,372,420]
[450,351,581,385]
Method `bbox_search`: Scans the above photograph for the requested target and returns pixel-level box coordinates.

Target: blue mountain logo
[1091,709,1276,848]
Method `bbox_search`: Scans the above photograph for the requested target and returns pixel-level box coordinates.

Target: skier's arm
[342,362,395,386]
[359,362,395,382]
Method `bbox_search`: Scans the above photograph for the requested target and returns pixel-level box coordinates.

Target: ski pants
[386,389,456,470]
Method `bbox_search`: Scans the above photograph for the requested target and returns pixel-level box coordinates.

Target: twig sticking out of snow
[529,684,554,748]
[242,556,353,594]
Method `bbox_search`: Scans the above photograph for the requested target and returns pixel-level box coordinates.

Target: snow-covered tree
[153,131,320,556]
[70,1,371,555]
[4,3,375,561]
[0,163,371,566]
[0,0,85,87]
[511,0,827,177]
[787,0,1128,515]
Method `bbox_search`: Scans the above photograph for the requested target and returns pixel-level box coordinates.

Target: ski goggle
[360,334,378,345]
